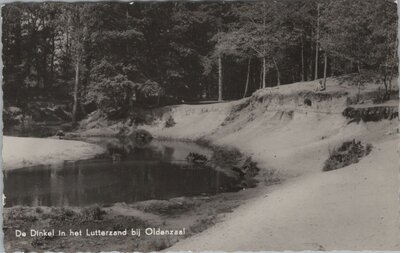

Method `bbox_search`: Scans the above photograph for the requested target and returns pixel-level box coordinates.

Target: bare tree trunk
[72,60,79,124]
[252,65,256,91]
[259,63,263,89]
[66,28,70,56]
[314,3,320,80]
[262,56,266,88]
[273,57,281,86]
[357,62,362,102]
[383,62,388,95]
[243,58,251,98]
[262,1,267,88]
[218,53,223,101]
[323,53,328,90]
[126,9,130,55]
[50,34,55,83]
[301,36,305,82]
[388,38,398,96]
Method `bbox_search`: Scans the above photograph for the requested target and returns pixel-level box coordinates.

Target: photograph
[1,0,399,251]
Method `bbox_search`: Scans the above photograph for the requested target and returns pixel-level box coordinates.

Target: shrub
[129,129,153,144]
[165,115,176,128]
[31,237,45,247]
[186,152,207,164]
[112,223,125,231]
[323,140,372,171]
[81,206,105,221]
[304,98,312,106]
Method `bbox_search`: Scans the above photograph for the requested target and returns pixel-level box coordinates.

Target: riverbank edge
[3,135,277,252]
[2,136,105,171]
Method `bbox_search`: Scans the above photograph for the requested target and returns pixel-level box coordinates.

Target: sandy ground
[2,136,104,170]
[166,138,399,251]
[142,79,400,251]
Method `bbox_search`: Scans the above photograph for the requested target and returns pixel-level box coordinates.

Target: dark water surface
[4,138,238,207]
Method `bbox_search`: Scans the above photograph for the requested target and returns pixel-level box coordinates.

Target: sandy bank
[167,138,399,251]
[2,136,104,170]
[141,79,399,250]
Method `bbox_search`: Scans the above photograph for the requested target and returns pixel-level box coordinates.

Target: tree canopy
[2,0,397,119]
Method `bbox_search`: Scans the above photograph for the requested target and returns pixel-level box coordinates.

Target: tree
[2,0,397,118]
[320,0,397,94]
[67,5,89,124]
[314,2,320,80]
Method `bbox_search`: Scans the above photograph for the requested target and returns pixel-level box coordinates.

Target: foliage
[323,140,372,171]
[86,59,137,113]
[165,115,176,128]
[186,152,208,164]
[2,1,397,119]
[129,129,153,144]
[81,206,105,221]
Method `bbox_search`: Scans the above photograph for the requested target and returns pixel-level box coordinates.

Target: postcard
[2,0,398,252]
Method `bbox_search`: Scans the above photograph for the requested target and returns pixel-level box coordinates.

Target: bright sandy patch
[2,136,104,170]
[167,138,399,251]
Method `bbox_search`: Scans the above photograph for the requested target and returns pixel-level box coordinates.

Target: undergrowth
[323,139,372,171]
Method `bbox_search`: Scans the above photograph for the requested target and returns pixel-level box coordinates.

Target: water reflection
[4,139,237,207]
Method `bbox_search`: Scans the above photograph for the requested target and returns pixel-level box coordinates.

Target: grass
[132,198,195,215]
[323,139,372,171]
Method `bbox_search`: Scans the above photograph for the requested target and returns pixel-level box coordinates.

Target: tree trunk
[262,56,266,88]
[50,34,55,83]
[262,1,267,88]
[66,28,69,56]
[218,53,223,101]
[252,64,256,91]
[301,36,305,82]
[307,29,314,81]
[383,62,388,95]
[243,58,251,98]
[259,63,263,89]
[126,9,130,55]
[357,62,362,102]
[314,3,320,80]
[388,38,398,96]
[72,60,80,124]
[273,57,281,86]
[323,53,328,90]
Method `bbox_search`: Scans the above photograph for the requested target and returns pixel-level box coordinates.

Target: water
[4,138,239,207]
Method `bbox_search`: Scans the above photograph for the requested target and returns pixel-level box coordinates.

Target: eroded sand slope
[143,79,399,250]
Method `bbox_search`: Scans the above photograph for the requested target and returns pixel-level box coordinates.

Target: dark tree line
[2,0,397,122]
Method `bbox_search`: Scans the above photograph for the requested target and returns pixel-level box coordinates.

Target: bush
[304,98,312,106]
[323,140,372,171]
[129,129,153,144]
[165,115,176,128]
[186,152,207,164]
